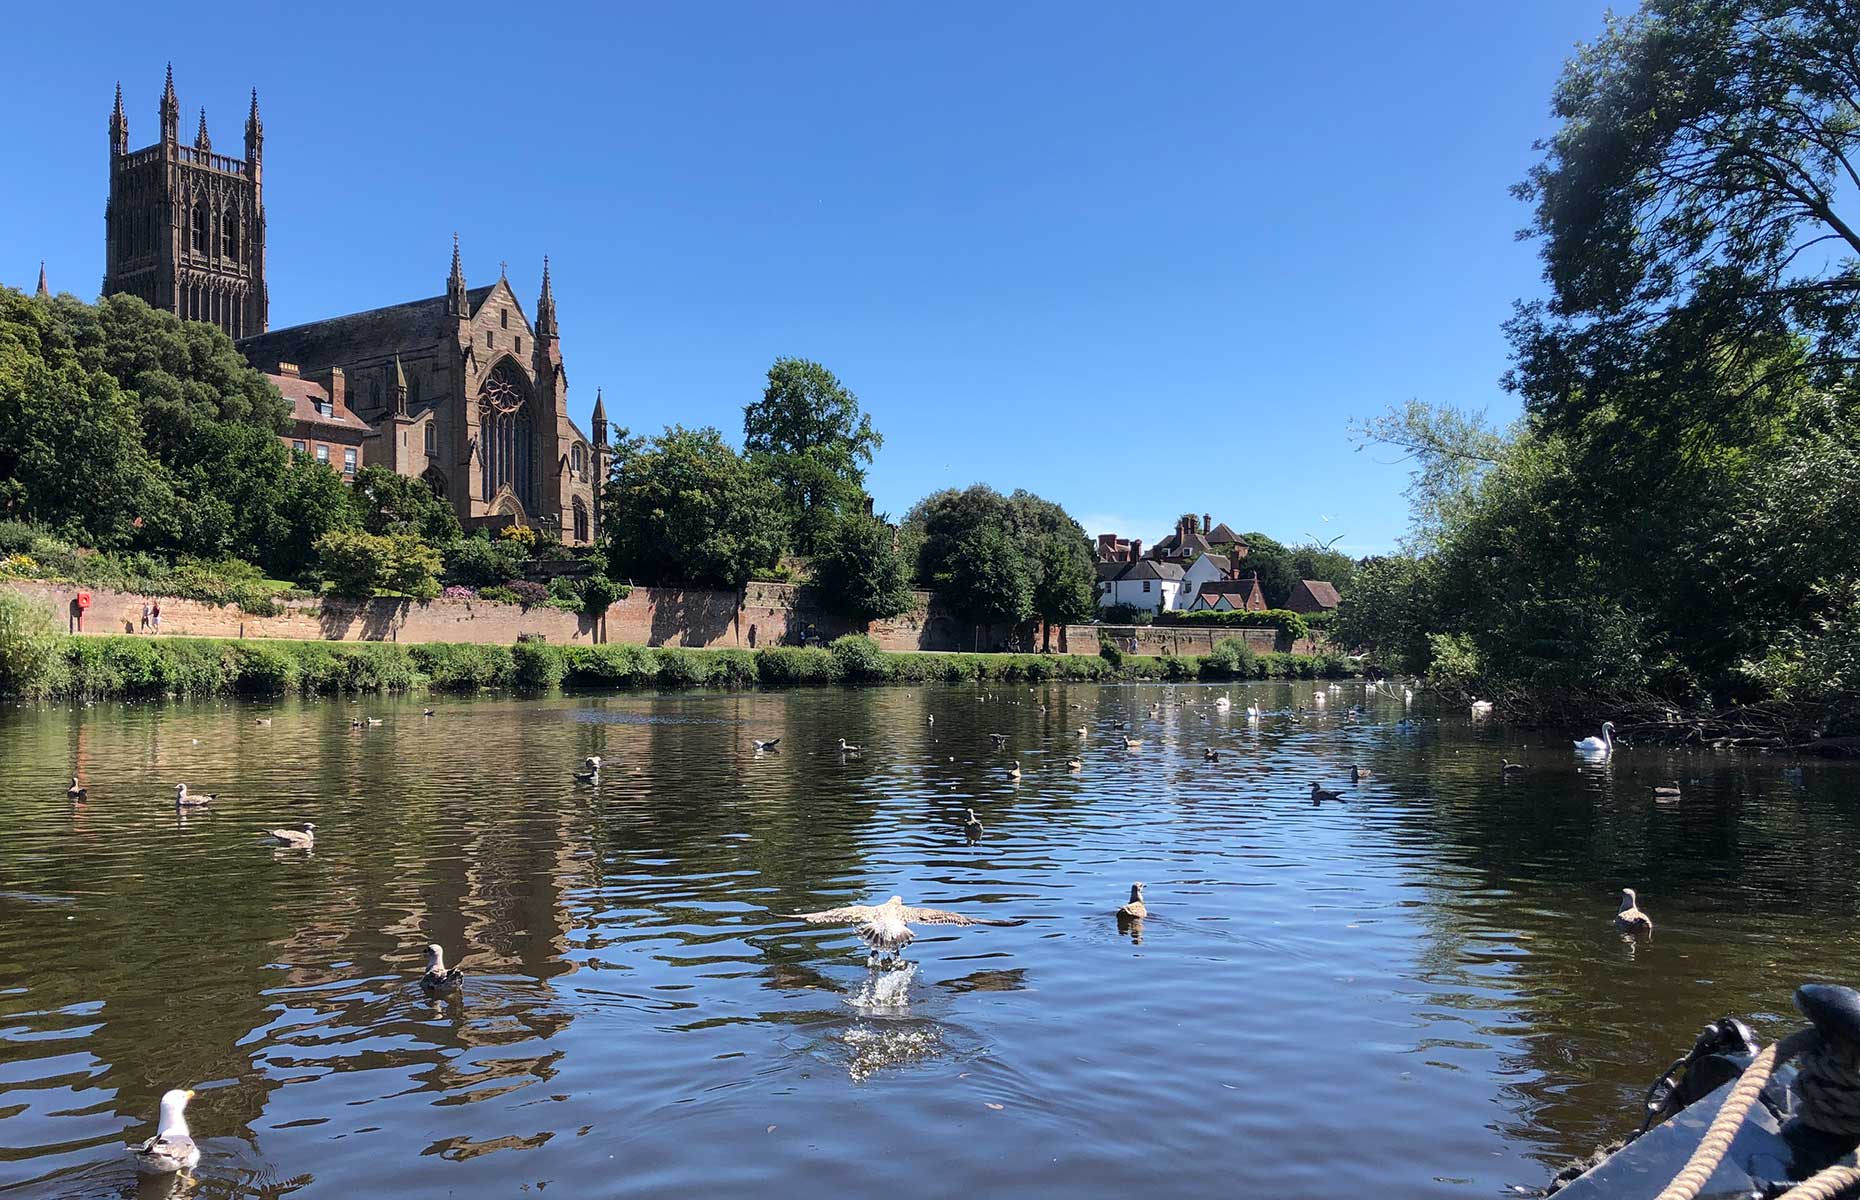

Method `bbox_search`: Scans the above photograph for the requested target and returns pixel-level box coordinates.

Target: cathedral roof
[238,284,498,373]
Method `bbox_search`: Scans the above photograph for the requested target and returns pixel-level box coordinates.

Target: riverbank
[0,633,1353,700]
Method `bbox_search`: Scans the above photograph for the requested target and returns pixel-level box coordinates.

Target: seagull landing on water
[420,944,464,995]
[130,1088,200,1175]
[787,896,1021,967]
[751,738,781,753]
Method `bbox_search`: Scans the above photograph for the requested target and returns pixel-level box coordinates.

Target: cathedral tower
[102,66,267,338]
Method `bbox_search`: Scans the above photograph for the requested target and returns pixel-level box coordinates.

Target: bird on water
[420,944,464,995]
[174,783,211,809]
[1575,721,1617,756]
[130,1088,200,1175]
[751,738,781,752]
[1501,759,1526,775]
[575,756,602,781]
[787,895,1020,966]
[837,738,863,755]
[67,776,87,800]
[1116,882,1147,922]
[1310,782,1344,804]
[263,822,315,849]
[963,808,983,842]
[1615,888,1653,935]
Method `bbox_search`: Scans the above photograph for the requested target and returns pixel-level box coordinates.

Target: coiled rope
[1653,1027,1860,1200]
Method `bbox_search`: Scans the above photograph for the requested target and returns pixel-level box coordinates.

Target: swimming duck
[1124,738,1143,751]
[130,1088,200,1176]
[1310,782,1344,804]
[1574,721,1616,756]
[1116,882,1147,921]
[1008,762,1022,780]
[751,738,781,752]
[787,895,1021,965]
[366,717,384,727]
[1615,888,1653,935]
[574,756,602,781]
[420,944,464,995]
[67,776,87,800]
[1067,757,1082,772]
[253,717,272,726]
[1350,765,1370,784]
[963,808,983,842]
[837,738,863,755]
[1204,748,1221,763]
[263,822,315,849]
[989,733,1008,749]
[173,784,211,809]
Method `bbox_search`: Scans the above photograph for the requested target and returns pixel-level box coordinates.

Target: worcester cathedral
[100,68,604,544]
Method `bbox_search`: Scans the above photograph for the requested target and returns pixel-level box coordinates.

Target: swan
[1403,687,1414,707]
[130,1088,200,1175]
[1469,699,1494,716]
[1214,696,1232,711]
[1615,888,1652,935]
[1116,882,1147,921]
[1574,721,1616,755]
[837,738,863,754]
[1245,704,1261,721]
[420,944,464,995]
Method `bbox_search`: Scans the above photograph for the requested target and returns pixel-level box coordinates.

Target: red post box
[74,590,91,632]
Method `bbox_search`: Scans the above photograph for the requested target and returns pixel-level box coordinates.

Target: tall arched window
[572,498,589,543]
[478,360,534,506]
[192,206,207,253]
[222,208,238,261]
[571,444,584,480]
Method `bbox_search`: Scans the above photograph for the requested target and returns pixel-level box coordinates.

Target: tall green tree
[809,511,915,623]
[353,465,462,546]
[900,484,1091,632]
[743,358,881,554]
[602,425,788,589]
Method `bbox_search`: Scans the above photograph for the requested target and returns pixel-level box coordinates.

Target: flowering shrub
[506,580,549,607]
[1,554,38,576]
[442,585,477,600]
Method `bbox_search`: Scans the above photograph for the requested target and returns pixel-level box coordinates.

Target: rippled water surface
[2,682,1857,1198]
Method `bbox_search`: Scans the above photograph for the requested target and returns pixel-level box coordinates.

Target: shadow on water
[1,682,1856,1197]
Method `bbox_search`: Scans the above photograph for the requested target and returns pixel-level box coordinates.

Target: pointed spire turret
[391,355,408,415]
[110,82,128,156]
[36,262,48,298]
[244,88,263,168]
[160,63,179,144]
[447,233,469,317]
[591,387,608,447]
[194,107,212,153]
[536,255,557,340]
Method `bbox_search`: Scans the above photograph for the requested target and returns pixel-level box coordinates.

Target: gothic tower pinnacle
[110,82,128,156]
[244,89,262,175]
[159,63,179,145]
[194,108,211,154]
[536,255,557,340]
[591,387,607,446]
[447,233,468,316]
[36,262,48,298]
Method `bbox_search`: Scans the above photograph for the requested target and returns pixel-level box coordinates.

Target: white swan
[1574,721,1616,755]
[1245,704,1260,721]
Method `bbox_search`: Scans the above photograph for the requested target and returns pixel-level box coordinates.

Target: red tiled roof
[269,373,372,433]
[1286,579,1342,611]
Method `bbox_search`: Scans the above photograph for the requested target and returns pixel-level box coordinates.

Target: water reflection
[0,685,1855,1197]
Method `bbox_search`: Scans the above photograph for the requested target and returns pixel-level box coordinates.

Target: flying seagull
[130,1088,200,1175]
[751,738,781,752]
[786,895,1020,965]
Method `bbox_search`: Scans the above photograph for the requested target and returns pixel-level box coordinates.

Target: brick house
[1285,579,1342,613]
[271,363,371,480]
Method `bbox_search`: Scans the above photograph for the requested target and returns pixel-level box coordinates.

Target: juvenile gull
[130,1088,200,1175]
[263,822,315,849]
[1615,888,1653,935]
[174,784,210,809]
[420,944,464,995]
[1116,882,1147,921]
[963,808,983,842]
[787,895,1019,964]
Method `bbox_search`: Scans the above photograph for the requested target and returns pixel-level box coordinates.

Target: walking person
[140,603,150,632]
[150,599,161,634]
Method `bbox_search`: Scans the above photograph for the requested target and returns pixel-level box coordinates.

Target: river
[0,682,1853,1198]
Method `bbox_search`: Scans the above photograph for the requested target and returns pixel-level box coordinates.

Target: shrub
[337,643,419,692]
[498,524,539,548]
[755,645,839,686]
[513,640,566,689]
[1098,632,1126,668]
[562,643,657,687]
[411,642,513,690]
[315,528,394,598]
[830,634,887,683]
[230,642,300,694]
[1101,602,1155,626]
[580,574,627,616]
[506,580,549,607]
[708,649,758,688]
[1200,636,1258,680]
[1157,608,1310,640]
[545,576,583,612]
[0,589,62,696]
[444,535,528,588]
[478,585,521,604]
[653,647,708,688]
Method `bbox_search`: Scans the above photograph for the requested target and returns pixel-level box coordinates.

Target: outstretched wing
[788,905,879,925]
[899,907,1021,927]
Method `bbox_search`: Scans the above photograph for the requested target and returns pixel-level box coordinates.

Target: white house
[1097,558,1187,614]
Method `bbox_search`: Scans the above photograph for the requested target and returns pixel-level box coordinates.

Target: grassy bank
[0,631,1354,701]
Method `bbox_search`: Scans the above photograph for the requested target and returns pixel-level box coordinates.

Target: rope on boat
[1652,1029,1814,1200]
[1775,1165,1860,1200]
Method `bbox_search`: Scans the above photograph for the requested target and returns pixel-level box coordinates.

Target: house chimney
[1131,538,1142,559]
[275,362,300,378]
[1203,513,1211,533]
[321,366,346,410]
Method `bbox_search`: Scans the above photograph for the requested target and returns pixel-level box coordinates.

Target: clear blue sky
[3,2,1613,555]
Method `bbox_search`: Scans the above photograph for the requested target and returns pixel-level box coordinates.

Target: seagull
[575,755,602,781]
[263,822,315,849]
[963,808,983,842]
[1501,759,1526,775]
[1470,699,1494,716]
[1653,783,1682,799]
[837,738,863,755]
[1310,782,1344,804]
[420,944,464,995]
[253,717,272,726]
[130,1088,200,1176]
[1574,721,1616,756]
[1615,888,1653,935]
[423,709,436,718]
[366,717,384,727]
[1116,882,1147,921]
[751,738,781,752]
[174,784,210,809]
[1008,762,1022,780]
[67,776,87,800]
[1067,757,1082,772]
[786,895,1020,965]
[926,715,935,725]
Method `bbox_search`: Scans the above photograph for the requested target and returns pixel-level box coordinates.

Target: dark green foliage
[1200,637,1258,680]
[409,643,514,691]
[810,511,914,623]
[477,585,521,605]
[580,574,626,616]
[900,485,1094,630]
[513,640,566,689]
[602,425,787,589]
[753,645,839,686]
[1157,609,1310,639]
[743,358,881,555]
[506,580,549,607]
[1099,603,1154,626]
[561,643,658,687]
[830,634,887,683]
[445,533,528,588]
[352,465,460,546]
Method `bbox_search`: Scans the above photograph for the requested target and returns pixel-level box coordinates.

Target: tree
[743,358,881,554]
[810,511,915,623]
[1238,532,1297,608]
[602,425,787,589]
[445,532,529,588]
[261,453,359,578]
[945,524,1033,630]
[315,528,441,600]
[353,464,461,546]
[1005,491,1097,630]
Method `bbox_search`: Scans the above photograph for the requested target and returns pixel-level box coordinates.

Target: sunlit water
[1,682,1855,1198]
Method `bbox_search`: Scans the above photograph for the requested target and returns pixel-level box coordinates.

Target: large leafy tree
[602,425,788,589]
[900,484,1091,631]
[809,510,915,623]
[743,358,881,554]
[353,465,461,546]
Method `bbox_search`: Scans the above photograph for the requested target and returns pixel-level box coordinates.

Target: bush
[445,535,528,588]
[1098,632,1126,668]
[411,642,514,690]
[830,634,887,683]
[506,580,549,607]
[1100,602,1155,626]
[755,645,839,686]
[478,585,521,604]
[0,589,62,696]
[229,642,300,694]
[545,576,583,612]
[1200,636,1258,680]
[562,643,657,687]
[498,524,539,548]
[653,647,708,688]
[1157,608,1310,640]
[513,640,566,689]
[580,574,627,616]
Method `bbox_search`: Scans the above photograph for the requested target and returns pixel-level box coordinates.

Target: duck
[263,822,316,849]
[963,808,983,842]
[365,717,384,727]
[1500,759,1526,775]
[1310,782,1344,804]
[67,775,87,800]
[1574,721,1617,756]
[1116,882,1147,921]
[1350,765,1370,784]
[173,783,211,809]
[1066,757,1083,772]
[1204,747,1221,763]
[751,738,781,752]
[786,895,1021,966]
[130,1088,200,1176]
[989,733,1009,749]
[419,944,464,995]
[837,738,863,755]
[1615,888,1653,935]
[1007,762,1022,781]
[574,755,602,781]
[1123,738,1143,751]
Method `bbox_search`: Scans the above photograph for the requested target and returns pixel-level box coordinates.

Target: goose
[1350,765,1370,784]
[263,822,315,849]
[1574,721,1616,756]
[787,895,1021,965]
[836,738,863,755]
[963,808,983,842]
[67,776,87,800]
[173,784,211,809]
[1310,782,1344,804]
[349,718,365,729]
[1500,759,1526,775]
[1469,699,1494,716]
[1123,738,1143,751]
[419,944,464,995]
[1116,882,1147,921]
[751,738,781,753]
[574,756,602,781]
[1615,888,1653,935]
[130,1088,200,1175]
